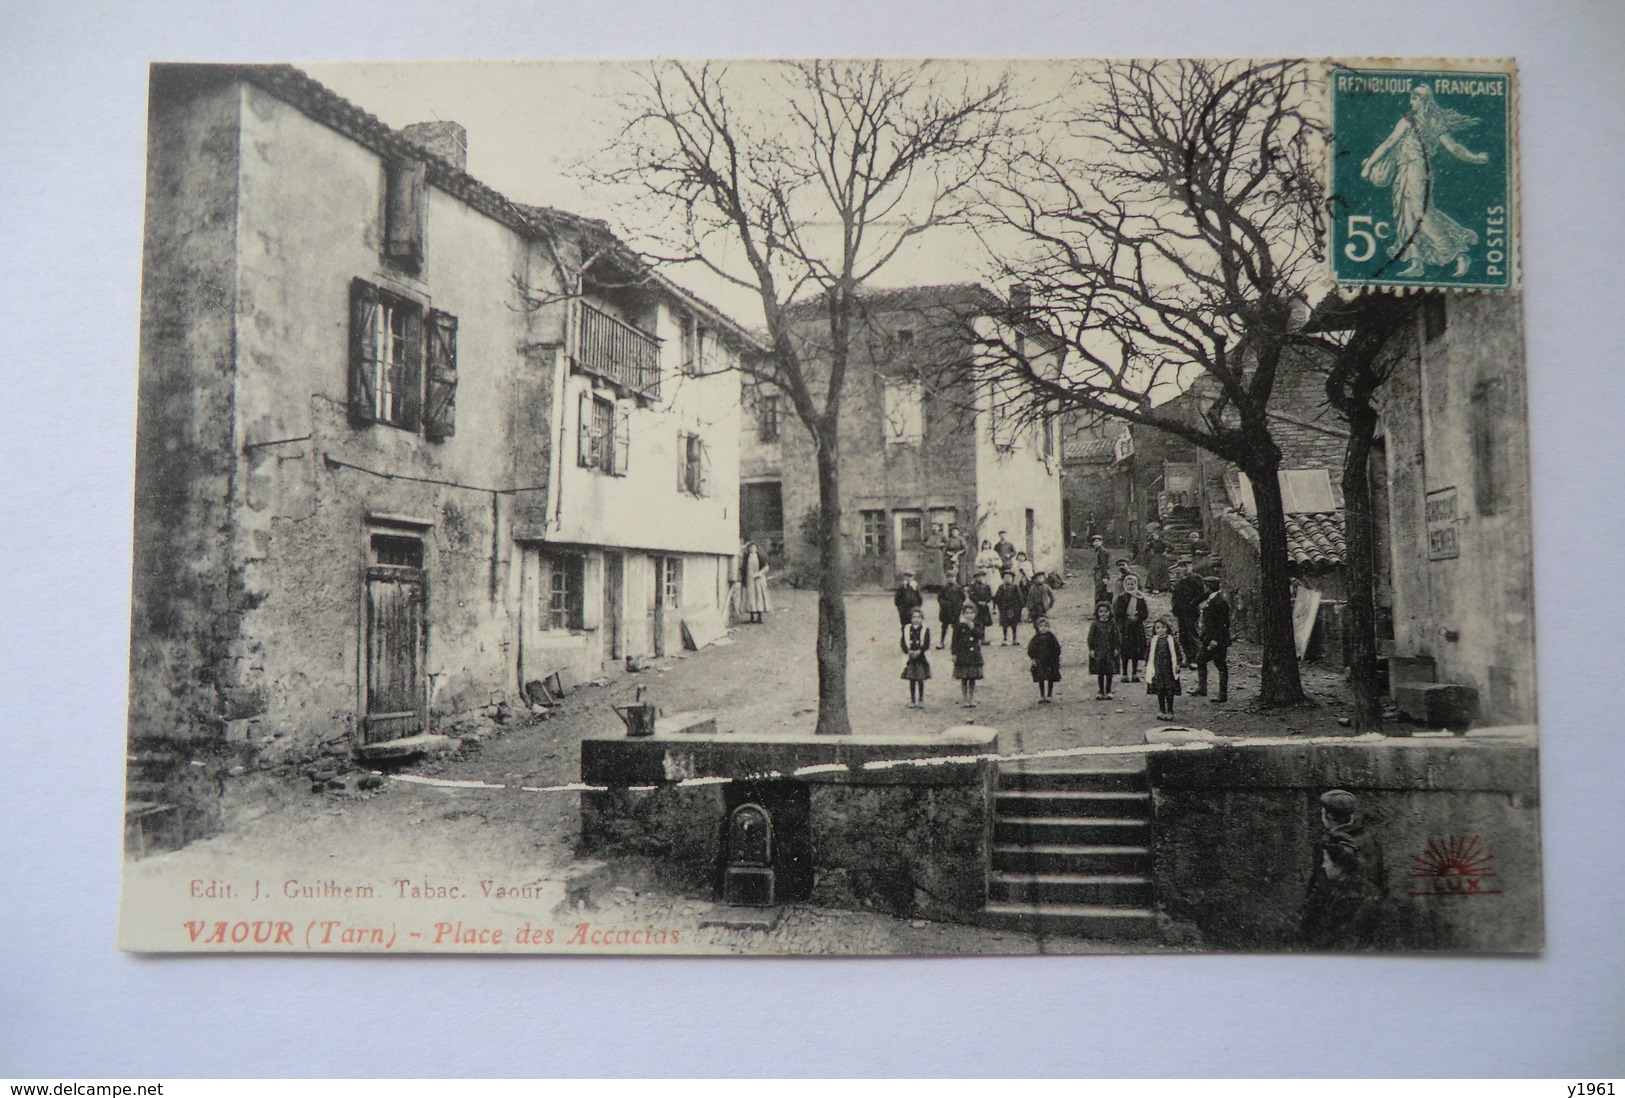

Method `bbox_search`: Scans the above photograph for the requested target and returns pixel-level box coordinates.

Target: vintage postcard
[119,57,1539,955]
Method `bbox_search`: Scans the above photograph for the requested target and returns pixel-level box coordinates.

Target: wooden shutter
[578,390,595,467]
[399,305,424,431]
[348,279,380,424]
[385,160,426,269]
[698,437,711,497]
[424,309,458,441]
[613,402,631,476]
[677,430,689,492]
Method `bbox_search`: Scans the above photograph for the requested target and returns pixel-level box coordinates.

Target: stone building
[130,64,764,838]
[1369,293,1535,726]
[739,284,1064,587]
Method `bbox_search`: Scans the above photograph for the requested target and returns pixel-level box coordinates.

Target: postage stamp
[1329,61,1518,292]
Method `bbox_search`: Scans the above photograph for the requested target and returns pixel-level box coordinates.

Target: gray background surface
[2,0,1622,1076]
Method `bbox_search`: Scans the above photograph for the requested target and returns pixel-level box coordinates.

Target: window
[1421,295,1448,342]
[541,552,585,631]
[349,280,457,438]
[896,329,914,345]
[659,556,684,609]
[370,533,424,569]
[757,394,780,443]
[577,390,629,475]
[678,431,710,496]
[678,311,698,376]
[883,379,924,446]
[384,159,426,271]
[1471,377,1510,516]
[897,511,925,549]
[1042,414,1055,458]
[861,510,887,557]
[929,507,958,541]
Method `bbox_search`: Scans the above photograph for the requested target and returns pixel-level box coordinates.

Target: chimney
[403,121,467,173]
[1008,282,1031,315]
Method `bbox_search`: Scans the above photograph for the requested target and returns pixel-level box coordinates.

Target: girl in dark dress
[1145,616,1184,719]
[1027,615,1062,702]
[1087,600,1120,699]
[968,574,995,642]
[935,581,964,650]
[900,608,932,709]
[950,604,985,708]
[1114,572,1150,682]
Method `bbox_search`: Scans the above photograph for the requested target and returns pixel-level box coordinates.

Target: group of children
[899,565,1195,718]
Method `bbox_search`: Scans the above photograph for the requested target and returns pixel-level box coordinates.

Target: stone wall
[579,729,997,921]
[1147,741,1542,951]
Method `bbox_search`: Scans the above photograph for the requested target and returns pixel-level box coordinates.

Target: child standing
[1087,600,1120,699]
[1114,572,1150,682]
[950,603,985,708]
[968,572,995,643]
[994,570,1024,645]
[900,607,932,709]
[935,580,964,650]
[1145,616,1184,719]
[1027,615,1062,703]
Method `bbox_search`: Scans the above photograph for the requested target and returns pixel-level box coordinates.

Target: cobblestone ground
[128,562,1353,955]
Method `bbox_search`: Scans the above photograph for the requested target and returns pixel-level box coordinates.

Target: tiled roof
[1222,509,1347,570]
[1064,437,1115,463]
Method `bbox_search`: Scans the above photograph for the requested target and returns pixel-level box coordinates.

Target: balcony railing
[574,301,661,398]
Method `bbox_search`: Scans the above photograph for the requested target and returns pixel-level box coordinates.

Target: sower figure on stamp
[1192,575,1230,702]
[1298,789,1389,949]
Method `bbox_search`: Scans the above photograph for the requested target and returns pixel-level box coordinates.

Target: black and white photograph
[115,56,1542,956]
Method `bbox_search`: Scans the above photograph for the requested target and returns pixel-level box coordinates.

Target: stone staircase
[125,739,187,856]
[981,763,1158,939]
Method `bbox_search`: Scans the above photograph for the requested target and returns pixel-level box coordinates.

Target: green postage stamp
[1329,61,1517,292]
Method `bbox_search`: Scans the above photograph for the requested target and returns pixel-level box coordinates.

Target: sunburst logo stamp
[1408,835,1502,896]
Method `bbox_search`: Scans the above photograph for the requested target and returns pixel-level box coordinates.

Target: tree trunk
[813,432,852,735]
[1341,399,1384,731]
[1246,450,1309,707]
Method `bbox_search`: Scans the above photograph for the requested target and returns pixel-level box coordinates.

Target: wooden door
[364,549,426,745]
[650,556,667,658]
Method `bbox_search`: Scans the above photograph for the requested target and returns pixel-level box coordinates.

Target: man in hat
[993,529,1017,573]
[1192,575,1231,701]
[893,569,924,627]
[1089,534,1111,604]
[1299,789,1389,949]
[1170,558,1207,669]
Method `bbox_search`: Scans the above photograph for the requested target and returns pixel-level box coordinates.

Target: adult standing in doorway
[741,541,765,624]
[942,524,968,586]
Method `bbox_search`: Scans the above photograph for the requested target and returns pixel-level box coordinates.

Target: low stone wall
[579,728,997,921]
[1147,740,1542,951]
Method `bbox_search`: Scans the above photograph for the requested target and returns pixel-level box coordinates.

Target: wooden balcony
[574,301,661,398]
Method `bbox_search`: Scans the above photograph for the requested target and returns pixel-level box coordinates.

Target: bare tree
[973,59,1328,708]
[591,61,1014,734]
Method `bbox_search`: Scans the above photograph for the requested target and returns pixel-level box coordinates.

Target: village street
[128,556,1357,955]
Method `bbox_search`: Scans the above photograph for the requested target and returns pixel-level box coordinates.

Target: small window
[1042,414,1055,458]
[370,533,424,569]
[661,557,684,609]
[861,510,888,557]
[896,329,914,345]
[384,159,426,271]
[578,391,628,475]
[678,431,709,496]
[678,311,698,376]
[1472,377,1510,516]
[541,553,585,631]
[757,394,779,443]
[1422,295,1448,343]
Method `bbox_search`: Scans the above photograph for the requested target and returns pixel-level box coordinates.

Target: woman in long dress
[740,541,764,623]
[1361,85,1489,279]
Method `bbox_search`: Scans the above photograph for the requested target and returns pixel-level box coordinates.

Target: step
[997,767,1148,793]
[995,815,1149,846]
[979,901,1159,940]
[126,780,168,800]
[993,790,1151,818]
[992,843,1152,875]
[989,872,1154,906]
